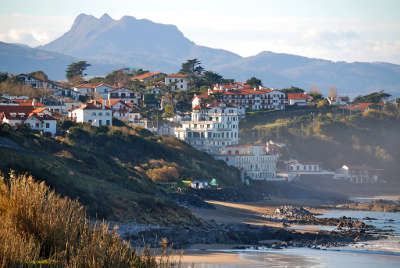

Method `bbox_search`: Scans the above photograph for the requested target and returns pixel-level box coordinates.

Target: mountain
[212,51,400,96]
[39,13,241,72]
[2,13,400,95]
[0,41,122,80]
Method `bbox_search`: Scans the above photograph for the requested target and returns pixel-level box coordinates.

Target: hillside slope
[0,123,241,223]
[239,107,400,183]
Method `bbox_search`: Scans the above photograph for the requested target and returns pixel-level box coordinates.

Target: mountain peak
[100,13,114,22]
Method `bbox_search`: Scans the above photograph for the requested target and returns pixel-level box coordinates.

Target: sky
[0,0,399,64]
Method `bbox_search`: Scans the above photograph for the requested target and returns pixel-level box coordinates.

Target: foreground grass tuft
[0,171,180,268]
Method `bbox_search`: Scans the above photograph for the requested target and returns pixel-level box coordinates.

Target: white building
[174,103,239,154]
[192,85,286,112]
[97,99,134,122]
[0,106,57,136]
[287,93,313,106]
[73,83,116,99]
[334,165,380,184]
[286,160,321,172]
[165,74,189,90]
[326,96,350,106]
[69,101,112,127]
[216,144,279,181]
[107,88,141,105]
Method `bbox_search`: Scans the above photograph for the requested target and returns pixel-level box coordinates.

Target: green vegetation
[0,172,180,267]
[245,77,262,87]
[353,91,391,104]
[240,107,400,183]
[66,61,91,83]
[0,122,240,222]
[0,73,50,98]
[280,86,305,94]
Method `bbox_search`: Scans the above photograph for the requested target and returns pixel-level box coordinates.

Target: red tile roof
[74,83,116,89]
[132,72,165,80]
[166,73,185,78]
[13,99,45,107]
[287,93,311,100]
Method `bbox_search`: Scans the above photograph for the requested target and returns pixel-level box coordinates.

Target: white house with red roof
[326,96,350,106]
[0,105,57,136]
[215,144,279,181]
[193,84,286,112]
[97,99,136,122]
[165,74,189,90]
[174,102,240,154]
[107,87,141,105]
[73,83,117,99]
[69,101,112,127]
[287,93,312,106]
[131,72,166,82]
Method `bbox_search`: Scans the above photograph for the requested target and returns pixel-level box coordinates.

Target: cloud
[0,29,50,46]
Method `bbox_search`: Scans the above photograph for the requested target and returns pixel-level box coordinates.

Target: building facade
[174,103,239,154]
[165,74,189,90]
[69,101,112,127]
[216,144,279,181]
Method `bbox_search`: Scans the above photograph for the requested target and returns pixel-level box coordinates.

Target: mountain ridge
[1,13,400,95]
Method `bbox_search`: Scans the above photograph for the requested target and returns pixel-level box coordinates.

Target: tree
[104,68,130,85]
[131,68,149,76]
[162,104,175,118]
[328,86,338,98]
[179,59,204,75]
[280,86,304,94]
[0,72,8,83]
[353,91,391,104]
[66,61,91,82]
[246,77,262,87]
[309,89,323,102]
[28,70,48,81]
[202,71,223,87]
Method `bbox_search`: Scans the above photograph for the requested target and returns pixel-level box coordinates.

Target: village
[0,67,391,187]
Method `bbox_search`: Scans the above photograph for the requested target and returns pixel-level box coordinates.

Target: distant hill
[2,13,400,95]
[212,51,400,97]
[0,41,122,80]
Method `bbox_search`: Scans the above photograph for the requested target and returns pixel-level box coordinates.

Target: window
[106,112,110,116]
[106,120,110,126]
[99,112,103,116]
[45,123,50,128]
[35,123,39,128]
[99,120,102,126]
[92,112,96,116]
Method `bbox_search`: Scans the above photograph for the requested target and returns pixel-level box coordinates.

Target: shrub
[0,171,180,267]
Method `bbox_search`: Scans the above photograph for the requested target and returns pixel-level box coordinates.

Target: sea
[184,197,400,268]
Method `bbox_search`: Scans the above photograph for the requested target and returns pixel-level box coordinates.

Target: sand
[190,200,326,231]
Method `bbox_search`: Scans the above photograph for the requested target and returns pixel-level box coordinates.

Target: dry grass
[0,171,181,268]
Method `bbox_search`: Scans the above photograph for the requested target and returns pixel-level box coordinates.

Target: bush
[0,171,180,267]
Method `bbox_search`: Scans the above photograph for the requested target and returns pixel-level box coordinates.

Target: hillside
[239,107,400,184]
[0,122,241,223]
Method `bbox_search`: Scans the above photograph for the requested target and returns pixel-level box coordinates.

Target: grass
[0,171,182,268]
[0,122,241,223]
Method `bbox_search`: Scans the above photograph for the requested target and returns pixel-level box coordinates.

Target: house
[73,83,116,99]
[334,165,380,184]
[107,87,141,105]
[69,101,112,127]
[190,180,209,189]
[97,99,133,121]
[174,102,240,154]
[0,105,57,136]
[192,84,286,112]
[286,160,321,172]
[216,144,279,181]
[287,93,313,106]
[165,74,189,90]
[128,107,148,127]
[326,96,350,106]
[131,72,166,82]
